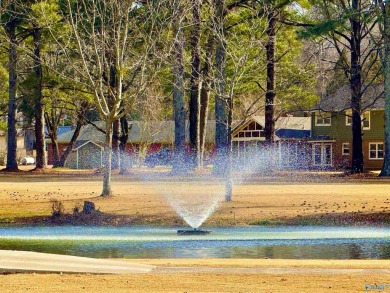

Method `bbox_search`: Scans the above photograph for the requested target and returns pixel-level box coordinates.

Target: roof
[56,121,106,144]
[55,120,216,144]
[275,129,310,139]
[231,116,311,140]
[44,126,72,139]
[73,140,103,151]
[232,116,311,132]
[314,83,384,112]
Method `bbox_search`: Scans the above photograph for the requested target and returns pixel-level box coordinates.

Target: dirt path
[1,258,390,292]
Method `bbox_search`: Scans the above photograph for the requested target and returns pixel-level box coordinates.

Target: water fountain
[141,177,225,234]
[139,149,272,235]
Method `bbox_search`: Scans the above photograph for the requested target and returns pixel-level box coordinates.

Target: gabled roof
[314,83,384,112]
[232,116,311,140]
[72,140,103,151]
[232,116,311,133]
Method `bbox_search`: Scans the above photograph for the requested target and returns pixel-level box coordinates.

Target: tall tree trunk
[112,119,120,170]
[214,0,228,177]
[199,30,215,167]
[381,2,390,176]
[44,112,59,163]
[172,3,186,174]
[5,20,18,170]
[225,78,234,202]
[265,7,276,144]
[33,28,47,169]
[54,122,82,168]
[350,0,364,173]
[54,103,86,168]
[102,119,113,196]
[119,115,130,174]
[189,0,202,168]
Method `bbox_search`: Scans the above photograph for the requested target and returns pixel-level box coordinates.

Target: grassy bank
[0,170,389,227]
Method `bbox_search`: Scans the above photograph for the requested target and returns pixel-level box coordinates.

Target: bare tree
[189,0,202,168]
[171,0,187,173]
[65,0,168,195]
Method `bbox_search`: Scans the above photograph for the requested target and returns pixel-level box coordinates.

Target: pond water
[0,226,389,259]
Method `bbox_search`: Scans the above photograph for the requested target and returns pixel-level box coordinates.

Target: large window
[345,110,370,130]
[234,121,264,139]
[315,112,331,126]
[342,143,350,156]
[369,143,384,160]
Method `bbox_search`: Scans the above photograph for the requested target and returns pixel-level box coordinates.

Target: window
[345,110,370,130]
[315,112,331,126]
[233,121,264,139]
[342,143,350,156]
[369,143,384,160]
[345,110,352,126]
[362,111,370,129]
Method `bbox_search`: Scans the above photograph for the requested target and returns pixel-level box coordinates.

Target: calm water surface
[0,226,389,259]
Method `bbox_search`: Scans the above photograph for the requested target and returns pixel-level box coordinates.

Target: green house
[310,84,384,170]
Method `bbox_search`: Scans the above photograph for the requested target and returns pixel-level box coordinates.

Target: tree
[0,1,25,171]
[12,0,64,169]
[379,0,390,176]
[53,102,90,168]
[301,0,381,173]
[199,19,215,167]
[65,0,168,195]
[189,0,202,168]
[171,1,186,173]
[213,0,229,179]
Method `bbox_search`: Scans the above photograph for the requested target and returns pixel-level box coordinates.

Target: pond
[0,226,389,259]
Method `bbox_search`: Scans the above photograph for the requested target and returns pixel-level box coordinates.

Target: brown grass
[0,170,389,226]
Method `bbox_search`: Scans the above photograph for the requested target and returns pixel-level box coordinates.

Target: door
[313,143,332,167]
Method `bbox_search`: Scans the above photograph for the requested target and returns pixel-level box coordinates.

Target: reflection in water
[0,226,389,259]
[348,243,363,259]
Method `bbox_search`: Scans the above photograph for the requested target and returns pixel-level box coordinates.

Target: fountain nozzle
[177,228,211,235]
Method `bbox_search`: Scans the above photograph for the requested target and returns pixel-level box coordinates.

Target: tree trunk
[101,119,113,196]
[214,0,228,176]
[380,2,390,176]
[119,116,130,174]
[225,79,234,202]
[33,28,47,169]
[189,0,202,168]
[54,121,82,168]
[350,0,364,173]
[172,4,186,174]
[112,119,120,170]
[54,104,86,168]
[44,112,60,163]
[5,20,18,170]
[265,8,276,144]
[199,30,215,167]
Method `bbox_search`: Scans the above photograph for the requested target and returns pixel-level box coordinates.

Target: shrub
[51,199,65,217]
